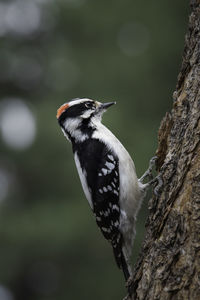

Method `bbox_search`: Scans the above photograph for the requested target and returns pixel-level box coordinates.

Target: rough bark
[128,1,200,299]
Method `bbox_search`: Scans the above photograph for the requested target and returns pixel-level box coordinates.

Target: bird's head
[56,98,116,142]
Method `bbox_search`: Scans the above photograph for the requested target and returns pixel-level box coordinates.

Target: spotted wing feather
[73,139,123,267]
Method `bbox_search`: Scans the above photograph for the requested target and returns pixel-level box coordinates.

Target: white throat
[63,118,88,142]
[62,112,104,143]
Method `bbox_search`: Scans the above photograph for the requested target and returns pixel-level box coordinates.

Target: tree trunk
[129,1,200,299]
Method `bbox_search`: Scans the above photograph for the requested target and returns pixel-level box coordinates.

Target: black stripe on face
[58,101,95,125]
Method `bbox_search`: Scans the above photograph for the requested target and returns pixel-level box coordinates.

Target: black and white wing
[92,151,120,241]
[74,139,130,278]
[92,149,125,270]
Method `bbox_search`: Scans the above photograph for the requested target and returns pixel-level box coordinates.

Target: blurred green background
[0,0,188,299]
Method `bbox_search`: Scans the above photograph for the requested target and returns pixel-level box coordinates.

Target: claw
[139,156,157,183]
[138,156,164,197]
[153,174,163,196]
[147,173,163,196]
[149,156,157,166]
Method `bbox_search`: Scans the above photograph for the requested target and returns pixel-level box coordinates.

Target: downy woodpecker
[56,98,154,287]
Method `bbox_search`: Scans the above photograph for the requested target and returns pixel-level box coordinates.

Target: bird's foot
[139,156,163,196]
[150,173,163,197]
[139,156,157,184]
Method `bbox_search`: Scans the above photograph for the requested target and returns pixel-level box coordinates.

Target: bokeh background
[0,0,189,299]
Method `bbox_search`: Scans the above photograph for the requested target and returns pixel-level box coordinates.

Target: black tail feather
[120,250,131,281]
[112,238,133,297]
[112,242,131,281]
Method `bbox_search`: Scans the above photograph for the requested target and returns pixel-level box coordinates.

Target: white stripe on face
[68,98,93,107]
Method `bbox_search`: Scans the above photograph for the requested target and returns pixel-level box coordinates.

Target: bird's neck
[64,117,100,144]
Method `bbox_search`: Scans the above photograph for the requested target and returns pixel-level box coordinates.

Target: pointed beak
[100,101,116,110]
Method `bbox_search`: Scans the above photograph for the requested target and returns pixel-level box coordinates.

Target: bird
[56,98,155,291]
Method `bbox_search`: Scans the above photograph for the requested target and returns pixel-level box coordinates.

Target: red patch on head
[56,103,69,119]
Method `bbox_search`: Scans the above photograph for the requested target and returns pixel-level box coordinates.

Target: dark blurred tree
[128,1,200,299]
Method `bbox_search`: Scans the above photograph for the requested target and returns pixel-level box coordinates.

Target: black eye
[85,102,94,109]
